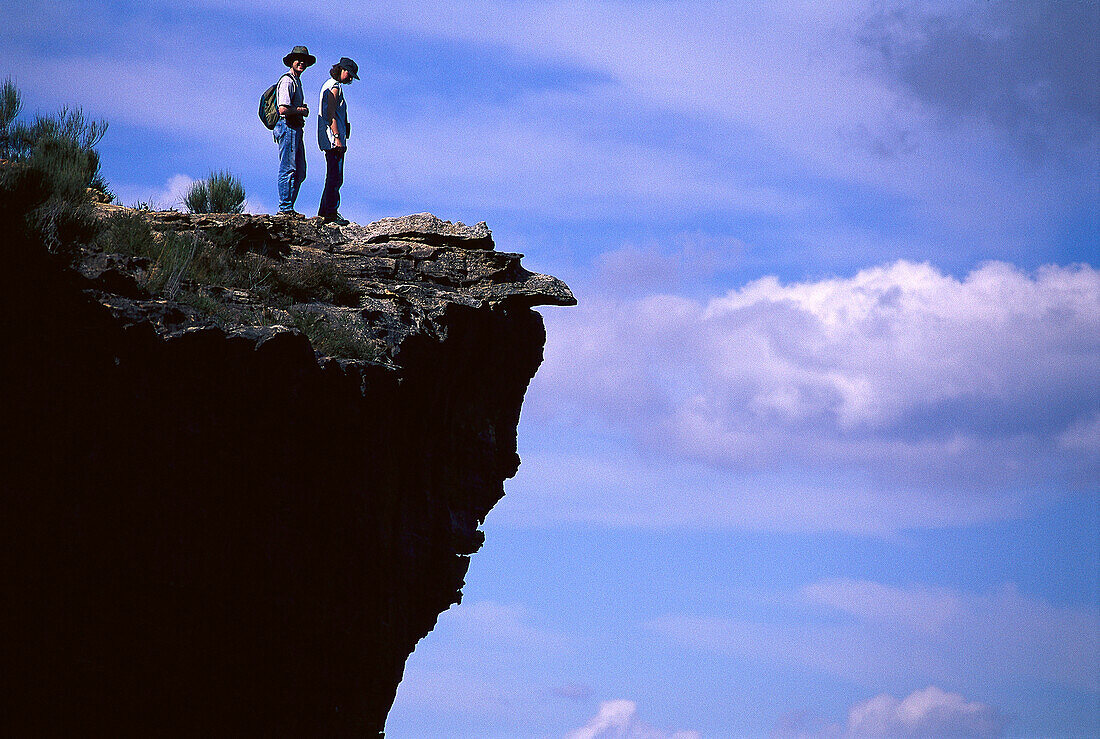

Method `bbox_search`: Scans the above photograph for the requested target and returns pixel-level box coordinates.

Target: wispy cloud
[651,579,1100,693]
[386,600,579,734]
[10,0,1094,268]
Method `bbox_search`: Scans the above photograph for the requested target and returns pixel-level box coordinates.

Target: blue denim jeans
[318,148,345,217]
[275,119,306,212]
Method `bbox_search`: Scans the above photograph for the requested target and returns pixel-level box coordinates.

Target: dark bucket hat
[283,45,317,67]
[337,57,360,80]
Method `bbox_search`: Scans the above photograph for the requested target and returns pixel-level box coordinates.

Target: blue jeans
[275,119,306,212]
[318,148,345,217]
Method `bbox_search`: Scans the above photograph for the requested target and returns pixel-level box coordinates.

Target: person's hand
[299,104,309,116]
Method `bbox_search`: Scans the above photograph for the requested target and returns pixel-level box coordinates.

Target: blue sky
[7,0,1099,735]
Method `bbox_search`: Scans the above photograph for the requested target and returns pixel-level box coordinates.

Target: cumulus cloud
[109,173,194,211]
[650,580,1100,693]
[774,686,1006,738]
[846,686,1006,738]
[565,700,700,739]
[523,259,1099,530]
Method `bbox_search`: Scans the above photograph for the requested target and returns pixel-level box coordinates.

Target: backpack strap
[278,72,296,114]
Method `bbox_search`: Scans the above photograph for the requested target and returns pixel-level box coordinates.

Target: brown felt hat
[283,45,317,67]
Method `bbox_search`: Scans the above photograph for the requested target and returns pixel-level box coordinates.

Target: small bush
[1,79,108,192]
[184,171,246,214]
[290,310,381,361]
[98,212,155,256]
[0,79,109,258]
[0,79,24,160]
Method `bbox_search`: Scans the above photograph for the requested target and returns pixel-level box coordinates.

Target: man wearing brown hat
[275,46,315,215]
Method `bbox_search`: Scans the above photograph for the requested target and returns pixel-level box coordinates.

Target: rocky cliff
[2,203,574,736]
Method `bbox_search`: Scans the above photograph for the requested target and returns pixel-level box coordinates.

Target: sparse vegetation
[269,259,361,306]
[129,200,165,211]
[1,79,374,362]
[0,78,110,258]
[184,171,246,214]
[0,79,111,199]
[289,310,382,361]
[97,211,361,311]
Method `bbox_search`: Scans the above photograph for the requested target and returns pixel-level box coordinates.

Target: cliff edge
[2,203,574,736]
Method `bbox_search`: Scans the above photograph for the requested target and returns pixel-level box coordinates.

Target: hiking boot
[321,213,350,226]
[278,209,305,218]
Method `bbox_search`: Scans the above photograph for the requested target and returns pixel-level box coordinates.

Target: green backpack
[258,73,292,130]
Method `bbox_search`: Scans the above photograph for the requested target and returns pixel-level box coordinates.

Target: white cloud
[845,686,1006,738]
[565,699,700,739]
[501,447,1027,533]
[1059,411,1100,455]
[153,174,195,210]
[801,579,962,634]
[519,259,1099,531]
[111,173,194,210]
[775,686,1007,738]
[650,580,1100,693]
[443,600,572,657]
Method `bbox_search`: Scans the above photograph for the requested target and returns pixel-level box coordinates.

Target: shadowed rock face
[2,207,573,736]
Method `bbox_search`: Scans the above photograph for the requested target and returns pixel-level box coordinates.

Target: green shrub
[0,78,24,160]
[289,310,380,361]
[184,171,246,214]
[0,79,110,257]
[97,212,155,256]
[97,215,360,313]
[146,232,202,298]
[1,79,109,194]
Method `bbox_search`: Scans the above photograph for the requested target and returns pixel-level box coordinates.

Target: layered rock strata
[3,206,573,736]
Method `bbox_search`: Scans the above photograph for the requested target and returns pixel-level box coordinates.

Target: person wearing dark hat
[274,45,316,215]
[316,57,359,225]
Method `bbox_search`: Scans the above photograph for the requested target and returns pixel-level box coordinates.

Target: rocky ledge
[87,205,574,360]
[4,205,574,736]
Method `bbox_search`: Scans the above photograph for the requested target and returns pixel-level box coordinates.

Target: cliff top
[85,205,575,366]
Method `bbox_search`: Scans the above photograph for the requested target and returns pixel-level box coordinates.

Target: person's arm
[276,77,309,117]
[324,86,344,148]
[277,101,310,116]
